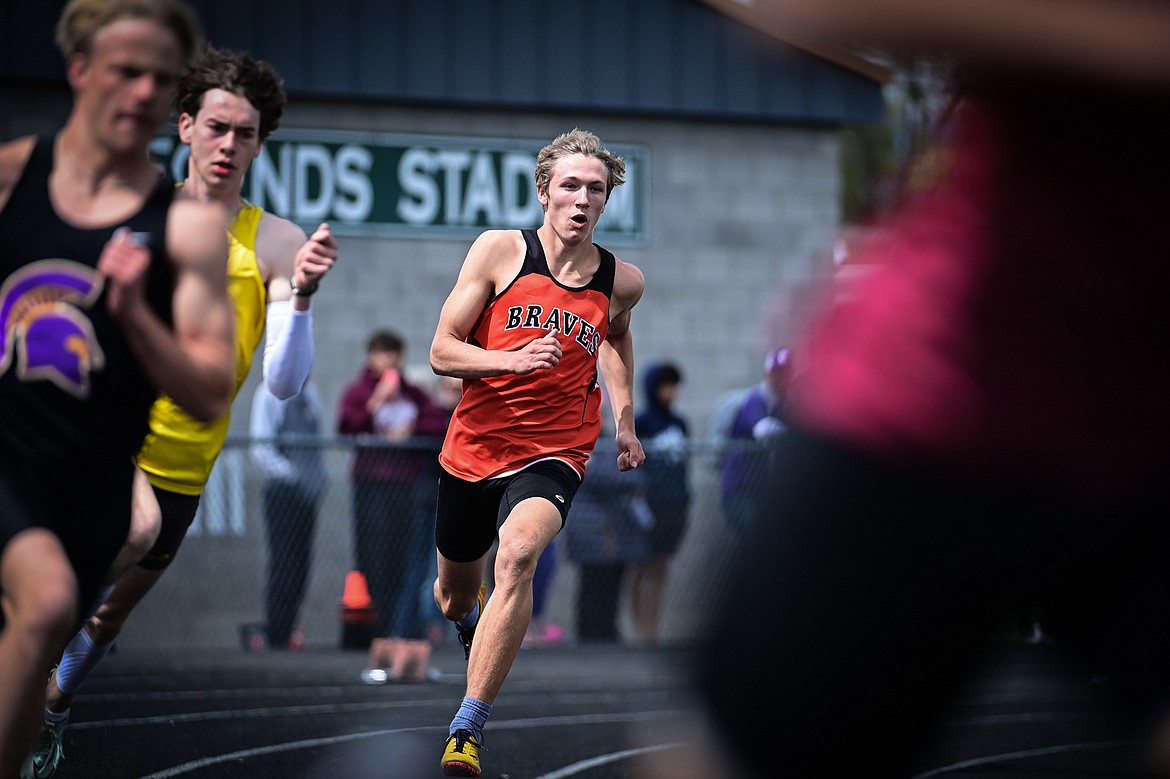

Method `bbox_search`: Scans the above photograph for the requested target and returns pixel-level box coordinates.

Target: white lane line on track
[136,726,434,779]
[135,709,683,779]
[531,742,684,779]
[78,673,680,703]
[72,689,677,730]
[70,698,450,729]
[908,739,1142,778]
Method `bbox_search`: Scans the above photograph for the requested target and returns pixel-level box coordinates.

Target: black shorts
[0,456,133,626]
[137,485,201,571]
[435,460,581,563]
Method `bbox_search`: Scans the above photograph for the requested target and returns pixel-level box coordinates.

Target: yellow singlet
[136,202,268,494]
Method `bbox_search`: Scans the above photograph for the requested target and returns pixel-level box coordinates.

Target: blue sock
[449,696,492,742]
[55,627,114,696]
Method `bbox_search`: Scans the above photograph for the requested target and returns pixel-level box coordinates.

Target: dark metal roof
[2,0,883,125]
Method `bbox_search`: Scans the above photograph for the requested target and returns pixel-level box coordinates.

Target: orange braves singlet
[439,228,615,481]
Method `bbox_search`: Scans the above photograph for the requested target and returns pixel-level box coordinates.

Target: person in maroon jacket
[337,329,447,680]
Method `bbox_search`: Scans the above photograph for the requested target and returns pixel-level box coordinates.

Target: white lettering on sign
[334,145,374,221]
[155,131,643,242]
[462,152,500,225]
[397,147,545,228]
[251,144,292,216]
[398,148,440,224]
[501,152,540,225]
[436,150,472,224]
[249,143,373,223]
[295,144,333,221]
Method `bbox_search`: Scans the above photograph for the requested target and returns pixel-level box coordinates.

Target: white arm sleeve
[263,300,314,399]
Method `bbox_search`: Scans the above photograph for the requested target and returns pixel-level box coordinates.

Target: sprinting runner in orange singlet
[429,129,645,778]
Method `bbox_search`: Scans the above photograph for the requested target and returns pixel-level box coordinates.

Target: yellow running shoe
[441,729,482,777]
[456,582,488,662]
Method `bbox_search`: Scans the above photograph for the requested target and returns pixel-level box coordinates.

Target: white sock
[43,708,69,724]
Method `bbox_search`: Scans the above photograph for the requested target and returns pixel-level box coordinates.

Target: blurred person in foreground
[647,1,1170,777]
[0,1,236,775]
[429,128,645,776]
[26,43,338,778]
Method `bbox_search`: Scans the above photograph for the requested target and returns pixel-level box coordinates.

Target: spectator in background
[396,371,461,654]
[523,545,565,648]
[630,362,690,646]
[565,438,650,643]
[246,379,325,652]
[719,347,793,534]
[337,330,446,682]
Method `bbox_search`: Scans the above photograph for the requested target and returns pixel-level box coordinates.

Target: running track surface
[45,641,1161,778]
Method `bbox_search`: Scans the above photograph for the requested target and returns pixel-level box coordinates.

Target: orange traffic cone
[339,570,377,649]
[342,570,372,609]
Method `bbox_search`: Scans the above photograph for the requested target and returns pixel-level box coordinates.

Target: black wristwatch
[290,274,318,297]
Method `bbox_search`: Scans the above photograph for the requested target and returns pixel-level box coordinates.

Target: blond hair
[535,128,626,203]
[56,0,203,67]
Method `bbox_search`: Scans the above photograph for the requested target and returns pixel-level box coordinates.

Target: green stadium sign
[153,129,648,246]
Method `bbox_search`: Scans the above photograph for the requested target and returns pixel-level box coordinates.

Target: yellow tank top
[137,202,268,494]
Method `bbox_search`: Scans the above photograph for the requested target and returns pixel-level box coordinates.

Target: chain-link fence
[121,436,772,652]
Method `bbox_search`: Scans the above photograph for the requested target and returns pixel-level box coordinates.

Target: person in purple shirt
[719,347,794,534]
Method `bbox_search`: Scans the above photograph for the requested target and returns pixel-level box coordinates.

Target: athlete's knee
[8,568,79,651]
[493,538,543,591]
[2,533,79,644]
